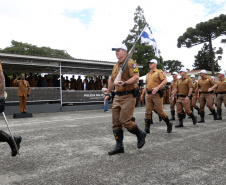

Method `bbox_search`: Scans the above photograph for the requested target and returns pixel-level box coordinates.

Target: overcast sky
[0,0,226,73]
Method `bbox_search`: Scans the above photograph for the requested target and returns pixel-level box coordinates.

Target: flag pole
[2,112,20,155]
[115,24,148,81]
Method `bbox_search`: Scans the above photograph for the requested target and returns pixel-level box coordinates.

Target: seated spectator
[66,82,72,90]
[70,78,76,90]
[41,76,48,87]
[37,75,42,87]
[53,75,60,87]
[30,76,38,87]
[95,77,102,90]
[89,77,95,90]
[48,78,54,87]
[82,79,88,90]
[76,76,82,90]
[62,82,67,90]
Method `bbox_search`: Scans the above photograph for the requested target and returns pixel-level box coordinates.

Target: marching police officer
[208,70,226,120]
[171,68,197,127]
[140,85,161,126]
[190,75,200,115]
[169,72,179,120]
[143,59,172,133]
[196,70,217,123]
[0,60,22,157]
[13,74,31,113]
[105,44,146,155]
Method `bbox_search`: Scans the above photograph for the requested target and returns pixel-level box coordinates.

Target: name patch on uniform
[132,64,136,69]
[133,69,138,73]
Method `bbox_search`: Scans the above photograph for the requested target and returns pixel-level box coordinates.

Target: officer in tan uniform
[196,70,217,123]
[105,44,146,155]
[0,60,22,157]
[140,85,160,126]
[208,70,226,120]
[13,74,31,113]
[171,68,197,127]
[144,59,172,133]
[169,72,178,120]
[190,75,200,115]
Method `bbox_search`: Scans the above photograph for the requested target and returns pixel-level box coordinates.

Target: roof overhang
[0,53,143,76]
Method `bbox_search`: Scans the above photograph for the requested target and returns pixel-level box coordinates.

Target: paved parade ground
[0,104,226,185]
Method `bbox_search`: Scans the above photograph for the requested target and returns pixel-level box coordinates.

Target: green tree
[177,14,226,75]
[0,40,74,59]
[193,43,222,72]
[163,60,184,73]
[123,6,163,76]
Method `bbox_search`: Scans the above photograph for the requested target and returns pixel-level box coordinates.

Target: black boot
[198,111,205,123]
[0,130,22,157]
[189,113,197,125]
[183,110,186,119]
[150,113,153,124]
[195,107,200,115]
[163,116,173,133]
[188,108,193,118]
[108,130,124,155]
[175,114,184,127]
[210,109,217,120]
[216,109,222,120]
[144,119,153,134]
[128,124,146,149]
[169,110,175,121]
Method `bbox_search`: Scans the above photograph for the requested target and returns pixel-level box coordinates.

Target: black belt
[116,90,133,96]
[178,95,187,97]
[217,92,226,94]
[146,89,153,94]
[146,89,160,94]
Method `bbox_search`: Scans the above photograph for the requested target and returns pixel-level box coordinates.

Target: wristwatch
[123,82,126,86]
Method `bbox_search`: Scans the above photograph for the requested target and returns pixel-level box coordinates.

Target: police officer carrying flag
[105,44,146,155]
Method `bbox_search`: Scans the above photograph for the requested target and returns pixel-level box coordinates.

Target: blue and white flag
[141,26,159,58]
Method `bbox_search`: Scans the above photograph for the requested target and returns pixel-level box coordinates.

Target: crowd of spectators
[4,73,108,90]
